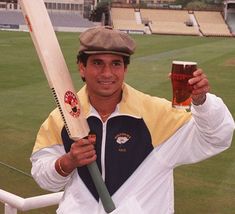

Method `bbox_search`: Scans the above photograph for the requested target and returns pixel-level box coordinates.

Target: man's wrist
[192,94,207,106]
[55,154,76,177]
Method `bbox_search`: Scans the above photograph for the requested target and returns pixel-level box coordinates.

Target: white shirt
[31,94,235,214]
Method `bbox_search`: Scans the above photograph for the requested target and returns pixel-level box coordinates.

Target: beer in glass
[171,61,197,110]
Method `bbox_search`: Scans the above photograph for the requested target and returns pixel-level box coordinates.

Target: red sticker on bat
[64,91,80,118]
[25,15,33,32]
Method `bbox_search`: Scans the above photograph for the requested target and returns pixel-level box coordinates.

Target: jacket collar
[77,83,142,118]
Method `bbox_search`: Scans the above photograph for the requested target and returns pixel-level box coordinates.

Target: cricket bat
[19,0,115,212]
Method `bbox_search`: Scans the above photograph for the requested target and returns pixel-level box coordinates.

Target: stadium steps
[189,13,202,36]
[226,12,235,35]
[135,11,142,24]
[111,8,146,34]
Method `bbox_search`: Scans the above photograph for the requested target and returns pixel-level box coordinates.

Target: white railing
[0,189,63,214]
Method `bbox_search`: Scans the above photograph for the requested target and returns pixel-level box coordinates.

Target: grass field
[0,30,235,213]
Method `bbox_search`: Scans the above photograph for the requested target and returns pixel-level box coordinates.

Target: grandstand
[140,9,199,36]
[48,11,95,30]
[111,8,146,34]
[0,10,24,30]
[0,10,95,32]
[194,11,232,36]
[109,7,234,37]
[0,0,96,32]
[0,0,234,36]
[141,9,189,22]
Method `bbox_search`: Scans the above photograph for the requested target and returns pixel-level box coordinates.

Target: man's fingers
[78,149,96,160]
[68,138,97,167]
[192,77,209,89]
[192,85,210,95]
[88,133,96,144]
[188,72,207,86]
[79,155,97,166]
[70,143,95,155]
[76,138,91,145]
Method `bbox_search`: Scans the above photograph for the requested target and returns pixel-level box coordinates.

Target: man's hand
[55,136,97,176]
[188,69,210,105]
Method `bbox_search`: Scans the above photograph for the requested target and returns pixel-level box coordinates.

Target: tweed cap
[78,26,136,56]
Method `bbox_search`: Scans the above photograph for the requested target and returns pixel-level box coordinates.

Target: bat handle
[87,162,116,213]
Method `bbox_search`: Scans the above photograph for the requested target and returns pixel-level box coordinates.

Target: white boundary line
[0,161,31,177]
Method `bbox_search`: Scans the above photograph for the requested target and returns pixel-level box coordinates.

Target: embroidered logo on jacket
[115,133,131,152]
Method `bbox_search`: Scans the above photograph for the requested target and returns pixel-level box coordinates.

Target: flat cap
[78,26,136,56]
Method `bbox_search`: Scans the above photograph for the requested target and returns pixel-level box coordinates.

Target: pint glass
[171,61,197,110]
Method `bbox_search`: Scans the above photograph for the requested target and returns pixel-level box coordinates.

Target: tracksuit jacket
[31,83,235,214]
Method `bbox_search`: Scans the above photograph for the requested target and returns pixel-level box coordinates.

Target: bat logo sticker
[64,91,80,118]
[25,15,33,32]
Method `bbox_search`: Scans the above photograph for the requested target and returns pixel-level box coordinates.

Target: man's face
[79,54,127,98]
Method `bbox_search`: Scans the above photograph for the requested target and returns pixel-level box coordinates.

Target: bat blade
[19,0,89,140]
[19,0,116,212]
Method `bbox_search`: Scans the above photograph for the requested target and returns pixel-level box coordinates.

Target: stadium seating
[112,19,145,33]
[141,9,189,22]
[111,7,136,20]
[0,11,25,25]
[111,8,146,33]
[149,21,199,36]
[47,11,94,28]
[194,11,232,37]
[2,7,234,37]
[140,9,199,36]
[110,8,234,37]
[0,10,95,31]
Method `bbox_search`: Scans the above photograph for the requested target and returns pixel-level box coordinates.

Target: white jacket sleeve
[30,145,73,192]
[157,93,235,168]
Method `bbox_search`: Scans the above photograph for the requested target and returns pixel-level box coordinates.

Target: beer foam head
[173,61,197,65]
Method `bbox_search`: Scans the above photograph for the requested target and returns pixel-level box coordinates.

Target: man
[31,26,235,214]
